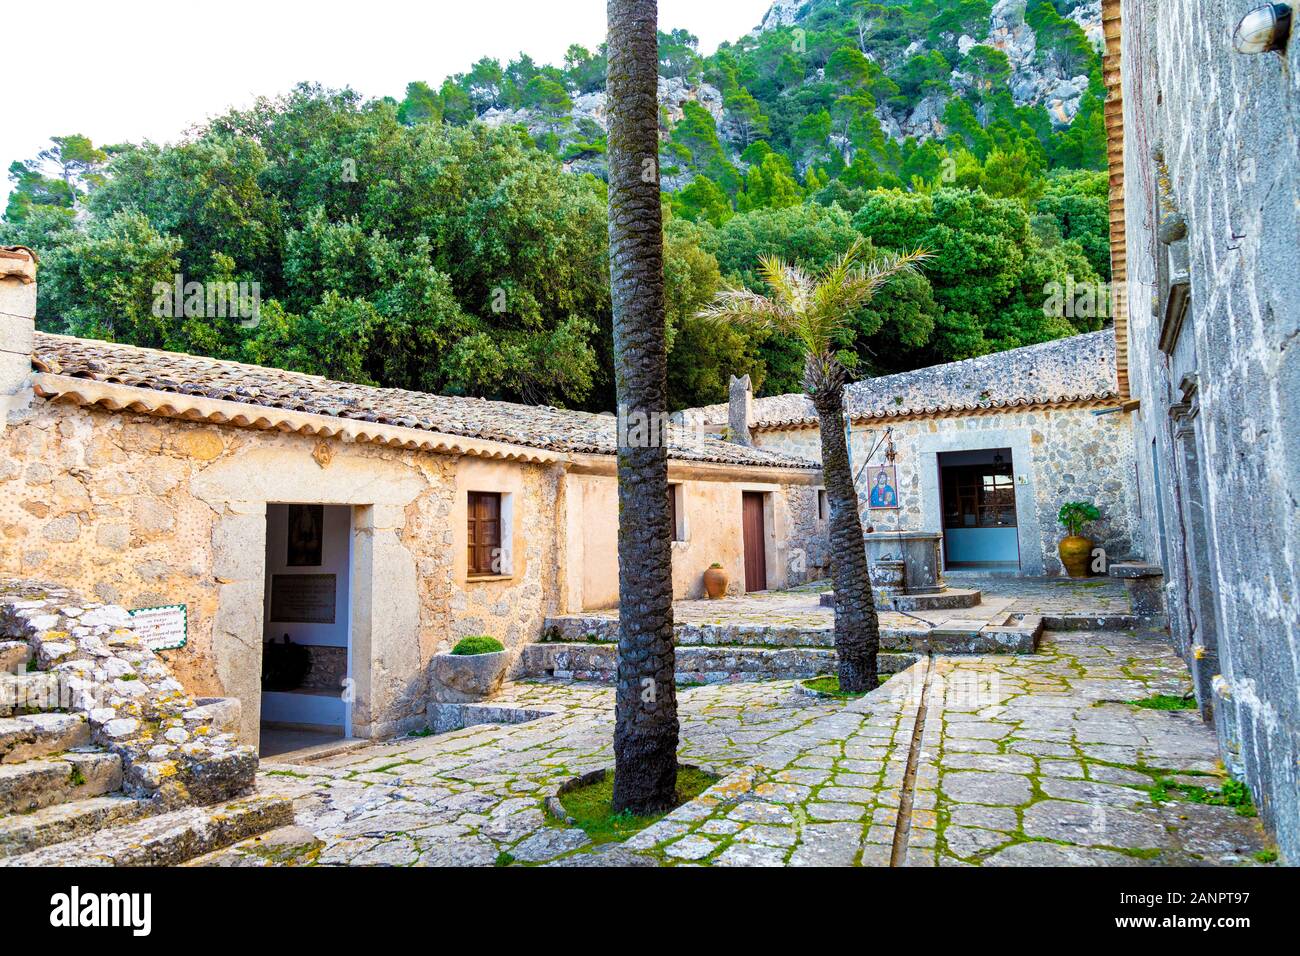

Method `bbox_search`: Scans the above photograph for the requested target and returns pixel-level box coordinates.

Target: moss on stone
[557,767,719,845]
[451,635,505,656]
[801,673,889,698]
[1127,693,1196,710]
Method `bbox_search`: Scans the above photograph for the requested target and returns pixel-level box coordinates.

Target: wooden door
[742,492,767,592]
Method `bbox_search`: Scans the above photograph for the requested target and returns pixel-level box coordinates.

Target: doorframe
[260,503,357,740]
[916,428,1043,574]
[935,449,1022,569]
[195,447,427,746]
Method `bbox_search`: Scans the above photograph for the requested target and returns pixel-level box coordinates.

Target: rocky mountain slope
[466,0,1104,180]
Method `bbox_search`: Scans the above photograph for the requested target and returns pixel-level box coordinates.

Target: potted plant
[1057,501,1101,578]
[703,562,728,599]
[429,635,509,703]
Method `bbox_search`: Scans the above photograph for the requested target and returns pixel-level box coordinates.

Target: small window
[467,491,502,577]
[668,483,685,542]
[817,489,829,521]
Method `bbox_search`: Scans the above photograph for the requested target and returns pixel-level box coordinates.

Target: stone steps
[818,588,984,611]
[0,794,295,867]
[521,642,918,684]
[0,713,91,764]
[0,750,123,814]
[0,794,157,859]
[543,616,927,651]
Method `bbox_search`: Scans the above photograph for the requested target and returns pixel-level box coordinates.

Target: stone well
[864,530,943,594]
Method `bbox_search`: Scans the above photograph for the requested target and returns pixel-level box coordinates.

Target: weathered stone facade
[682,333,1140,577]
[755,403,1138,576]
[0,264,824,747]
[0,397,822,744]
[1116,0,1299,861]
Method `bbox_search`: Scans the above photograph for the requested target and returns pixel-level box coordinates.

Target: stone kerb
[0,578,256,806]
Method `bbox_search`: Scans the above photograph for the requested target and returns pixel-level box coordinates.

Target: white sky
[3,0,774,205]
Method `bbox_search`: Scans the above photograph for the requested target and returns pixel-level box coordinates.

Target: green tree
[658,28,702,81]
[523,76,573,136]
[698,239,929,692]
[723,87,770,149]
[607,0,680,815]
[564,44,608,94]
[671,174,732,226]
[736,152,803,212]
[4,134,110,222]
[396,81,442,125]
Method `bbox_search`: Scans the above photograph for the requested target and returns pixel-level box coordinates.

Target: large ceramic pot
[1058,535,1094,578]
[429,650,509,703]
[703,565,728,599]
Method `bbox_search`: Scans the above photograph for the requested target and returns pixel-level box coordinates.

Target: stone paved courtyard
[196,618,1273,867]
[547,574,1134,634]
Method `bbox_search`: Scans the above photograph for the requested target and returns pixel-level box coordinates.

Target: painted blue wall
[944,527,1019,565]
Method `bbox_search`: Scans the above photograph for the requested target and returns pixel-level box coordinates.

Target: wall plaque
[129,604,188,651]
[269,574,337,624]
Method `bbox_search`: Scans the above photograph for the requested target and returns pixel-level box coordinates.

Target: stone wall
[0,397,557,742]
[752,404,1138,576]
[1,394,822,744]
[1120,0,1299,860]
[0,579,255,806]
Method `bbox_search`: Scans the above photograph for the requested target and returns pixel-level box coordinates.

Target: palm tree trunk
[811,380,880,693]
[606,0,679,814]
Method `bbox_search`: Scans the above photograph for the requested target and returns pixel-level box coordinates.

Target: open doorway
[938,448,1020,570]
[260,504,353,757]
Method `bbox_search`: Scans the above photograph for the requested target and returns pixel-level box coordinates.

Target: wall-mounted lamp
[1233,3,1292,53]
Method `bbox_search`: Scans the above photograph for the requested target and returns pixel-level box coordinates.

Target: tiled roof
[680,331,1119,430]
[30,333,818,471]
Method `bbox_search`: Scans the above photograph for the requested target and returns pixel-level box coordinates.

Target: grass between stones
[558,767,720,845]
[801,673,890,698]
[1150,776,1257,817]
[1127,693,1197,710]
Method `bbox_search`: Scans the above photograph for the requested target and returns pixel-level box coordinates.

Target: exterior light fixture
[1233,3,1292,53]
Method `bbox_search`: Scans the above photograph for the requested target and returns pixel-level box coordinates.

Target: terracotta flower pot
[1059,535,1094,578]
[703,565,728,599]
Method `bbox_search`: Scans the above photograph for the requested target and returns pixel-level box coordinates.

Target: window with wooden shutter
[467,491,502,576]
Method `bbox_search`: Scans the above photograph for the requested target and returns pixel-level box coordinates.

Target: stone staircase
[528,601,1044,684]
[0,678,291,865]
[0,579,293,867]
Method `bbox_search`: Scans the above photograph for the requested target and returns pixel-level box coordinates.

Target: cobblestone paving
[200,626,1272,867]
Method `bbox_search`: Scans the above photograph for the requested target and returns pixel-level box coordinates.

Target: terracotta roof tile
[680,331,1119,430]
[31,333,818,471]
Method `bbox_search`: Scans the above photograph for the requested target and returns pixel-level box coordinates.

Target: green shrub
[451,635,505,656]
[1058,501,1101,535]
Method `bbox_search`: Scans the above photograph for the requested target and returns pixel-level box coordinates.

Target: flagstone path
[195,624,1274,867]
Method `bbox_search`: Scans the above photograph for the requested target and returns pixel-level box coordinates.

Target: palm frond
[694,285,791,332]
[757,255,813,314]
[816,246,934,318]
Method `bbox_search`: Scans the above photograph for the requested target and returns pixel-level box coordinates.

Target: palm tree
[605,0,679,814]
[698,239,930,692]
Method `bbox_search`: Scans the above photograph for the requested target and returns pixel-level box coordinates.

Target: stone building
[1107,0,1299,859]
[679,331,1140,577]
[0,249,823,747]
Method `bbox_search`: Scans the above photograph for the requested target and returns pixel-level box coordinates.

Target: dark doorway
[742,491,768,592]
[260,503,352,756]
[938,448,1020,569]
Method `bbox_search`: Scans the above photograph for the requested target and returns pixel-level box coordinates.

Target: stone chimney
[0,246,37,412]
[727,374,754,446]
